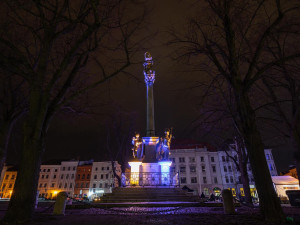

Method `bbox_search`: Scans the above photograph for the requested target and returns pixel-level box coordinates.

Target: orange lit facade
[0,167,17,198]
[281,166,298,179]
[74,164,92,198]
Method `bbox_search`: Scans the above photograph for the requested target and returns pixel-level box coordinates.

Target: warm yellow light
[129,161,142,185]
[53,191,58,195]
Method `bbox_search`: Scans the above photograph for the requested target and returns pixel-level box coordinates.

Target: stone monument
[128,52,174,186]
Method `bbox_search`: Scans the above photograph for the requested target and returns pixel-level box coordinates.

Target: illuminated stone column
[128,161,142,185]
[144,52,155,137]
[158,161,172,186]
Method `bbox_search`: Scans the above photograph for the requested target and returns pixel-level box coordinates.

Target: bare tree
[0,0,146,223]
[0,73,27,176]
[170,0,300,221]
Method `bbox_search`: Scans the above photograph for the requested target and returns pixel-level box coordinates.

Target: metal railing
[122,172,179,187]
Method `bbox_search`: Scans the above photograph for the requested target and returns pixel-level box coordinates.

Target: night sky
[6,0,295,172]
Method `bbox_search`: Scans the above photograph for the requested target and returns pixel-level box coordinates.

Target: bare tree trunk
[0,121,13,176]
[3,90,48,223]
[235,90,284,221]
[111,161,121,187]
[240,164,252,205]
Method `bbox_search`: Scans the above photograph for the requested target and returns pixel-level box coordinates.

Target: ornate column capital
[143,52,155,86]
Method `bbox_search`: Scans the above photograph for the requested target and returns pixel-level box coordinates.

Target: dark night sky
[6,0,295,172]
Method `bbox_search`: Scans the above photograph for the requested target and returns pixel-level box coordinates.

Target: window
[269,163,274,171]
[71,174,74,179]
[212,165,216,173]
[93,183,96,188]
[170,158,175,163]
[107,167,109,170]
[77,174,80,179]
[101,174,103,179]
[102,167,104,171]
[55,169,58,172]
[201,165,205,172]
[222,156,225,162]
[41,175,44,179]
[11,175,15,179]
[61,174,64,179]
[248,165,251,171]
[44,183,47,188]
[51,183,55,187]
[86,183,89,188]
[70,183,72,188]
[180,166,186,173]
[43,169,46,172]
[87,174,90,179]
[190,166,196,173]
[5,175,9,180]
[68,167,70,171]
[203,177,207,184]
[180,177,186,184]
[80,183,84,188]
[200,156,204,162]
[224,166,227,172]
[95,167,98,171]
[53,175,57,179]
[76,183,79,188]
[62,167,65,171]
[228,166,232,172]
[94,175,97,179]
[106,174,109,179]
[39,183,42,188]
[8,183,13,188]
[46,175,49,179]
[64,183,67,188]
[211,157,214,162]
[82,174,85,179]
[73,167,76,171]
[266,153,270,160]
[47,169,50,172]
[105,183,108,188]
[214,177,218,184]
[179,157,185,163]
[189,157,195,163]
[66,174,69,179]
[191,177,197,183]
[59,183,62,188]
[225,176,229,183]
[230,176,234,183]
[99,183,103,188]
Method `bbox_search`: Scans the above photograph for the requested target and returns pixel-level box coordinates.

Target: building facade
[74,164,92,198]
[89,161,121,199]
[0,166,17,198]
[38,164,61,198]
[169,141,277,197]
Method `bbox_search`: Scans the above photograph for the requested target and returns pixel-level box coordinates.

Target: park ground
[0,201,299,224]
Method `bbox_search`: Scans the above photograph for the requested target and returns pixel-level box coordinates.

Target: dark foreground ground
[0,202,299,225]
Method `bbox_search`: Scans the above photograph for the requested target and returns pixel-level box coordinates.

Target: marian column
[144,52,155,137]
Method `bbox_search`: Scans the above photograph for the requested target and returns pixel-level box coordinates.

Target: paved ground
[0,201,299,225]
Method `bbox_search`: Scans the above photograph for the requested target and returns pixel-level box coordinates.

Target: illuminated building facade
[89,161,121,199]
[38,164,61,198]
[74,164,92,198]
[0,166,17,198]
[169,140,278,197]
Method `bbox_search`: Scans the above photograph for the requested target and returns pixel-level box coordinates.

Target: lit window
[202,165,205,172]
[180,166,186,173]
[190,166,196,173]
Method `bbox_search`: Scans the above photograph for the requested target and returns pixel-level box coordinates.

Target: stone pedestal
[53,192,68,215]
[142,137,159,162]
[222,189,235,214]
[158,161,172,186]
[128,161,142,185]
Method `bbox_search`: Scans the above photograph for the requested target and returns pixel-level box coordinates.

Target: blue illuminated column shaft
[146,82,155,137]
